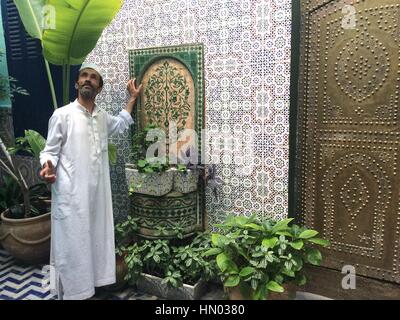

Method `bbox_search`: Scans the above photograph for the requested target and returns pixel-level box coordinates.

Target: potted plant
[0,130,51,264]
[102,215,140,292]
[126,157,174,197]
[126,124,174,196]
[120,224,217,300]
[203,214,330,300]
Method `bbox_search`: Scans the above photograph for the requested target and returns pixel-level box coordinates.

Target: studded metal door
[296,0,400,283]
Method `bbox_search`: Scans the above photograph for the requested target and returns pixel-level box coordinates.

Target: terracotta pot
[0,208,51,264]
[103,254,128,292]
[226,282,297,300]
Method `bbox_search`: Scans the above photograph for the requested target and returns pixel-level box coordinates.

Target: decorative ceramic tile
[85,0,292,226]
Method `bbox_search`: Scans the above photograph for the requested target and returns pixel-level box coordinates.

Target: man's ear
[74,82,79,90]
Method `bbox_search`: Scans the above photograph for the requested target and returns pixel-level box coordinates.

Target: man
[39,63,142,300]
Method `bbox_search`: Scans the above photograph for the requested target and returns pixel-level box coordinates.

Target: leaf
[239,267,255,278]
[253,285,267,300]
[276,231,292,237]
[42,0,123,65]
[266,281,284,293]
[211,233,226,247]
[308,238,330,247]
[224,275,240,287]
[138,159,147,168]
[271,218,294,233]
[108,143,117,165]
[299,230,319,239]
[306,248,323,266]
[262,237,278,249]
[216,253,230,273]
[289,240,304,250]
[244,223,263,231]
[203,248,222,257]
[24,130,46,160]
[13,0,46,40]
[296,274,307,286]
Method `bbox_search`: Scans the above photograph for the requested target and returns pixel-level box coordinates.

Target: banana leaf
[42,0,123,65]
[13,0,46,39]
[24,129,46,160]
[13,0,123,106]
[13,0,58,108]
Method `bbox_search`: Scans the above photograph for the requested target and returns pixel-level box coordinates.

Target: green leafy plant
[0,175,22,213]
[115,215,140,255]
[137,157,168,174]
[8,130,46,159]
[0,130,50,218]
[132,124,159,161]
[116,216,218,288]
[203,214,330,300]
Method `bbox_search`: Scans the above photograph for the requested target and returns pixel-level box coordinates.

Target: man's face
[76,68,103,100]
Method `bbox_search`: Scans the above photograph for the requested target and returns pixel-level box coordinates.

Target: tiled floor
[0,249,158,300]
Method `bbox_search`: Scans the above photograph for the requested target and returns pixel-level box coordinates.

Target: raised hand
[127,78,142,101]
[40,160,56,184]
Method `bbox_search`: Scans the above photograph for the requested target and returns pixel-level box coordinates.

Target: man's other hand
[40,160,56,184]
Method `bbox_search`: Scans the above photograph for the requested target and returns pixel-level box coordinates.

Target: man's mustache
[81,82,93,89]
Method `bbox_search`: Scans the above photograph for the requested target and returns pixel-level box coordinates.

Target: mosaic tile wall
[85,0,292,226]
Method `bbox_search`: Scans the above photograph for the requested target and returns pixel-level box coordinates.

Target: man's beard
[79,84,97,99]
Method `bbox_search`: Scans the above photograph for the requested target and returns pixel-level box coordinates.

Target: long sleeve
[106,109,134,137]
[40,112,64,168]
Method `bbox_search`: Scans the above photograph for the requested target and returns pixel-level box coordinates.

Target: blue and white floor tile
[0,249,56,300]
[0,249,157,300]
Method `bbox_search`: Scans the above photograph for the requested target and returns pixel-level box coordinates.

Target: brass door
[297,0,400,284]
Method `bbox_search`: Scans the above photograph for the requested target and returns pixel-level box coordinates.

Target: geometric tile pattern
[0,249,56,300]
[0,249,159,300]
[84,0,292,226]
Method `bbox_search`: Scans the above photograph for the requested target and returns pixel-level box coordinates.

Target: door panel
[297,0,400,283]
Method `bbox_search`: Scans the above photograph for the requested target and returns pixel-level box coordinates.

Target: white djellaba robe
[40,99,133,300]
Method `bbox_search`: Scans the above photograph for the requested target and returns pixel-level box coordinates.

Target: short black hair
[76,68,104,88]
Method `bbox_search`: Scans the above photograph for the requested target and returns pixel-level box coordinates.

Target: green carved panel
[129,43,204,151]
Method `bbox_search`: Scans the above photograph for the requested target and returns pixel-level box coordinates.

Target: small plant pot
[136,272,208,300]
[173,169,199,194]
[125,165,174,197]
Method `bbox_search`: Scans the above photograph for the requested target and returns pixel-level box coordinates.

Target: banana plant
[14,0,122,162]
[14,0,123,106]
